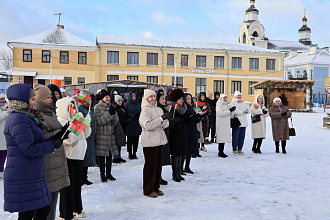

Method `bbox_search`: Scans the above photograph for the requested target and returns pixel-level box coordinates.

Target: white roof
[8,27,96,47]
[284,50,330,67]
[268,40,309,52]
[97,35,281,54]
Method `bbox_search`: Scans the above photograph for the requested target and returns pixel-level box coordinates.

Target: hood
[56,97,76,120]
[47,84,62,106]
[141,98,156,109]
[184,93,194,106]
[255,94,265,106]
[198,92,207,102]
[6,84,32,104]
[127,91,138,104]
[110,89,119,103]
[214,91,220,100]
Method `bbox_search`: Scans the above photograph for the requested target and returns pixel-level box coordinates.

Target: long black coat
[198,92,211,138]
[157,102,171,166]
[114,103,129,135]
[184,104,199,155]
[124,92,142,136]
[168,101,187,156]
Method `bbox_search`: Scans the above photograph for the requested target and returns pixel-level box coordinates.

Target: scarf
[8,100,47,129]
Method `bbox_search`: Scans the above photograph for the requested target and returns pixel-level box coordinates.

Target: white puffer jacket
[230,98,249,128]
[139,99,169,148]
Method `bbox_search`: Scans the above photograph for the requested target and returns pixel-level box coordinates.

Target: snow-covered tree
[0,46,13,71]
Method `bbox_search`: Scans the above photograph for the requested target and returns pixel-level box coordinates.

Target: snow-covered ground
[1,109,330,220]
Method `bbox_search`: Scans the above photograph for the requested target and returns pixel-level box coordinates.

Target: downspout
[160,47,164,84]
[98,45,101,82]
[225,51,230,95]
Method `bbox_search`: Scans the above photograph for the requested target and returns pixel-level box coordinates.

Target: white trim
[11,71,36,76]
[8,43,97,51]
[106,70,283,80]
[35,75,64,80]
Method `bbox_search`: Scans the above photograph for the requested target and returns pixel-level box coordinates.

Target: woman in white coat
[230,91,249,155]
[0,93,8,178]
[250,94,268,154]
[139,89,169,198]
[216,94,236,158]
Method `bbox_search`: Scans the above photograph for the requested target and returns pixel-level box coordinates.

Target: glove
[262,109,268,114]
[281,112,287,116]
[53,122,70,140]
[229,106,236,112]
[52,138,63,149]
[109,106,116,115]
[161,112,172,120]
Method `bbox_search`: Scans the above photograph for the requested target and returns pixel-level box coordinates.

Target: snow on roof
[97,35,281,54]
[284,50,330,67]
[268,40,309,52]
[8,27,96,47]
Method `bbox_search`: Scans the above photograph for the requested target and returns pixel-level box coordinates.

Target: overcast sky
[1,0,329,48]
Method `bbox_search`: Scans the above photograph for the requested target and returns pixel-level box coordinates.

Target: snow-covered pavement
[1,110,330,219]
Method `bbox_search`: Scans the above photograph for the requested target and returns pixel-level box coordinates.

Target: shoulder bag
[289,118,296,136]
[231,117,241,128]
[251,114,261,123]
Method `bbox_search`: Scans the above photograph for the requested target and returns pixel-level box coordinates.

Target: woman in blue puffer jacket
[3,84,55,219]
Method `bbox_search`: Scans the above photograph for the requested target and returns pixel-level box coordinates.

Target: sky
[0,0,330,48]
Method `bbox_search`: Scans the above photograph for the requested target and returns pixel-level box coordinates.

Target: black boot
[180,155,186,176]
[282,141,287,154]
[171,156,181,182]
[275,141,280,153]
[99,156,107,182]
[256,139,263,154]
[160,177,168,185]
[218,143,228,158]
[106,156,116,181]
[82,167,93,185]
[184,155,194,174]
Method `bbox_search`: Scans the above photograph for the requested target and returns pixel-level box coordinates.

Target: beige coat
[56,97,91,160]
[230,98,249,127]
[139,99,169,148]
[250,95,268,139]
[94,101,119,156]
[215,99,232,143]
[269,103,292,141]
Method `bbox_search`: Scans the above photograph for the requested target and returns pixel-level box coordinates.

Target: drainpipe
[98,45,101,82]
[225,51,230,95]
[160,47,164,84]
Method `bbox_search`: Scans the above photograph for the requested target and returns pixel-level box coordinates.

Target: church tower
[298,10,312,46]
[238,0,268,48]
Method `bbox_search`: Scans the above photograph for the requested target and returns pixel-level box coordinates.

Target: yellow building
[8,25,284,102]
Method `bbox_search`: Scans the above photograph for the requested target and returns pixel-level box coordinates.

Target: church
[238,0,330,105]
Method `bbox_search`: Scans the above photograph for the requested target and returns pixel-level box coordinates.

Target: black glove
[281,112,287,116]
[109,106,116,115]
[229,106,236,112]
[161,112,172,120]
[262,109,268,114]
[52,138,63,149]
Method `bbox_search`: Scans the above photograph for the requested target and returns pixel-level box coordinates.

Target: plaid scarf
[8,100,47,129]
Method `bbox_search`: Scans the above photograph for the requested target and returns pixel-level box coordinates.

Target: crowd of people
[0,84,293,219]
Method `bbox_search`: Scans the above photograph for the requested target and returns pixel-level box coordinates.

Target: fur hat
[114,95,123,102]
[143,89,156,100]
[100,90,110,100]
[273,97,282,103]
[220,94,227,99]
[33,83,51,102]
[168,88,184,102]
[234,91,242,98]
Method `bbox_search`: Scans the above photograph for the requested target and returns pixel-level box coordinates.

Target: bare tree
[0,46,13,71]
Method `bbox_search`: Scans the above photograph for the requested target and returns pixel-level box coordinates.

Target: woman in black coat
[198,92,211,151]
[167,89,187,182]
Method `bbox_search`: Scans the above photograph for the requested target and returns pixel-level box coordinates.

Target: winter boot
[184,155,194,174]
[200,143,207,152]
[218,143,228,158]
[160,177,168,185]
[128,153,134,160]
[256,145,262,154]
[106,156,116,181]
[99,156,107,182]
[180,155,186,175]
[178,156,185,180]
[275,145,280,153]
[171,156,181,182]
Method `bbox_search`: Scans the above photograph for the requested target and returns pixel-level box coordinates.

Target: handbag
[231,117,241,128]
[251,114,261,123]
[289,118,296,136]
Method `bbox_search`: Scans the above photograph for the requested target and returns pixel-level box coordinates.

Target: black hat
[100,90,110,100]
[168,88,184,102]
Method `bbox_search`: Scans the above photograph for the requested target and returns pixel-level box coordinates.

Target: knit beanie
[115,95,123,102]
[100,90,110,100]
[220,94,227,99]
[33,83,51,102]
[234,91,242,98]
[143,89,156,100]
[273,97,282,103]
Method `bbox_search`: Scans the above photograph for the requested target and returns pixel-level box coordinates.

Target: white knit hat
[60,88,66,93]
[220,94,227,99]
[273,97,282,103]
[0,93,5,99]
[143,89,156,100]
[114,95,123,102]
[234,91,242,98]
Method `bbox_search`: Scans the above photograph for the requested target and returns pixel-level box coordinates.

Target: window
[42,50,50,63]
[127,76,138,81]
[266,59,275,71]
[107,75,119,81]
[78,52,87,64]
[249,58,259,70]
[127,52,139,65]
[64,77,72,85]
[232,57,242,70]
[107,51,119,64]
[167,54,174,67]
[172,77,183,87]
[37,79,45,85]
[147,53,158,66]
[249,81,258,95]
[214,80,224,94]
[23,49,32,62]
[196,78,206,96]
[147,76,158,83]
[214,56,224,69]
[231,81,242,94]
[196,55,206,68]
[78,77,85,84]
[60,51,69,64]
[181,55,188,67]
